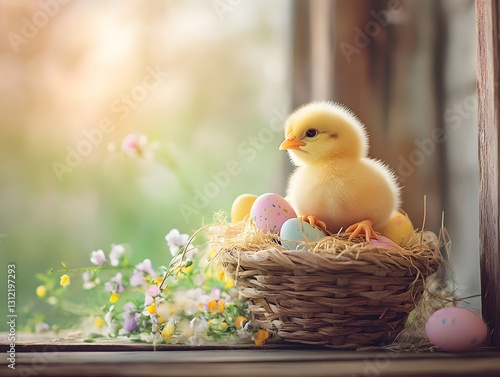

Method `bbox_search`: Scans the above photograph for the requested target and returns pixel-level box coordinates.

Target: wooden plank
[3,351,500,377]
[2,333,498,356]
[476,0,500,348]
[2,334,500,377]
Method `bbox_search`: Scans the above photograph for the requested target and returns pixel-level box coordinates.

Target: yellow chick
[279,101,401,241]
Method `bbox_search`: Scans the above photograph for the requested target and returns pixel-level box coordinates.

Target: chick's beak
[279,135,306,150]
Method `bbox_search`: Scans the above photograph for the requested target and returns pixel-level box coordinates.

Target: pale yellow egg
[377,211,414,246]
[231,194,258,223]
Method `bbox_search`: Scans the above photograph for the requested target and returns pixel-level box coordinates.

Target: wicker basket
[217,225,442,349]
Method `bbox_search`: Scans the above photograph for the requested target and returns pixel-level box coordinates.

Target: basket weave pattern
[220,239,441,348]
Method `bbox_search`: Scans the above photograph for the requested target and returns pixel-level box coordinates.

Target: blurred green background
[0,0,291,331]
[0,0,483,333]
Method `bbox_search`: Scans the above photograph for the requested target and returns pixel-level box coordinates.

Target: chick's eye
[305,129,318,138]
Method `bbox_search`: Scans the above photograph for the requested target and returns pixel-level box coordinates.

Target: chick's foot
[346,219,379,242]
[299,215,327,232]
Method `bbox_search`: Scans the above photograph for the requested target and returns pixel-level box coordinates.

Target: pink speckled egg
[250,193,296,234]
[368,235,399,250]
[425,307,488,352]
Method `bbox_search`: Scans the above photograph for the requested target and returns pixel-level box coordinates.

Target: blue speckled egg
[280,218,326,250]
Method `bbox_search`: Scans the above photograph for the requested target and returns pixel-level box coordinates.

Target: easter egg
[250,193,296,234]
[425,307,488,352]
[377,211,414,246]
[231,194,258,223]
[367,235,399,250]
[280,218,327,251]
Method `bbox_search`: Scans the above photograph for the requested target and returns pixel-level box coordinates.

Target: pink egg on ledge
[425,307,488,352]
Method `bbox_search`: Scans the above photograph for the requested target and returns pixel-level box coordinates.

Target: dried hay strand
[211,216,443,349]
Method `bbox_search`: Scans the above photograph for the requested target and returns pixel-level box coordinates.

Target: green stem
[50,265,135,274]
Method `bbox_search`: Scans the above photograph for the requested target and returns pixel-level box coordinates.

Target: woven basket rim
[218,242,441,277]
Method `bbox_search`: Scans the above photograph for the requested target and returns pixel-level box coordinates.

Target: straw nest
[211,218,443,349]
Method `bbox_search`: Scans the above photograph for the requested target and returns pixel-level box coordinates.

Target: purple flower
[148,284,161,297]
[130,259,156,288]
[136,259,155,275]
[122,302,139,333]
[130,271,145,288]
[90,249,106,266]
[123,301,136,312]
[123,312,139,333]
[144,294,154,307]
[104,272,124,293]
[210,287,221,300]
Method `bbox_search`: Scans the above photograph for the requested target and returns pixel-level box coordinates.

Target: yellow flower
[154,277,164,286]
[94,317,105,327]
[207,247,217,259]
[208,299,225,314]
[110,292,120,303]
[216,300,225,313]
[235,316,248,329]
[254,330,270,346]
[224,279,234,289]
[216,266,226,282]
[146,303,156,315]
[207,300,217,312]
[162,322,175,341]
[36,285,47,297]
[157,314,166,323]
[60,275,70,287]
[220,322,228,330]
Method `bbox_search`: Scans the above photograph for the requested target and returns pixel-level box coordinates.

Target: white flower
[139,332,155,343]
[188,335,204,346]
[185,247,199,261]
[109,244,125,266]
[237,327,250,339]
[47,296,58,305]
[165,229,189,256]
[82,271,95,289]
[104,306,117,335]
[90,249,106,266]
[190,317,209,334]
[35,323,50,334]
[172,290,205,316]
[194,273,205,286]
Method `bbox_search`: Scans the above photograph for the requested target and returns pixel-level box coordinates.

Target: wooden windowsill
[2,333,500,377]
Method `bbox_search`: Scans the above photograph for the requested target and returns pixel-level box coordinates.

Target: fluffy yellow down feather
[279,101,401,241]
